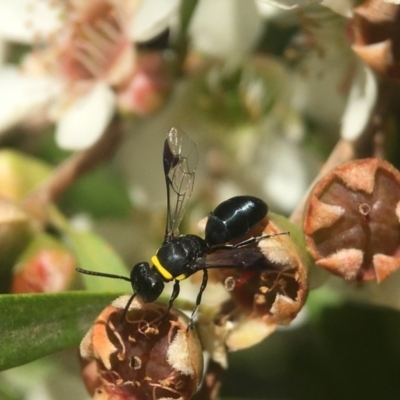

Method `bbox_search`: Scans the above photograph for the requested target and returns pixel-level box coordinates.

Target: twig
[22,117,123,223]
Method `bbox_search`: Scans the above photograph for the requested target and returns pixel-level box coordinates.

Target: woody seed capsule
[80,296,203,400]
[303,158,400,282]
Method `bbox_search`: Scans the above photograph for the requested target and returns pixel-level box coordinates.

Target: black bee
[77,128,287,329]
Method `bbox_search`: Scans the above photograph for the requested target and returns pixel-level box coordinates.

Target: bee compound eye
[131,262,164,303]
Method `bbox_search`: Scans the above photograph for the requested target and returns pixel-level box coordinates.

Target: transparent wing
[163,127,198,239]
[194,248,286,271]
[204,248,271,270]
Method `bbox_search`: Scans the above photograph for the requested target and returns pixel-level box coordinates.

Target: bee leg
[160,280,180,323]
[119,293,136,326]
[187,269,208,331]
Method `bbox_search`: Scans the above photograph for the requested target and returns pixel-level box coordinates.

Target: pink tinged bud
[12,234,76,293]
[116,53,171,116]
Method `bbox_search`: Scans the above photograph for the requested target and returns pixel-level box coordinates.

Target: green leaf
[308,300,400,399]
[0,357,55,400]
[61,166,132,218]
[179,0,199,35]
[68,230,131,292]
[0,291,120,371]
[0,375,24,400]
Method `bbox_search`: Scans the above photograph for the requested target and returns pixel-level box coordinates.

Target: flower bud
[0,198,33,284]
[303,158,400,282]
[0,150,51,201]
[80,296,203,400]
[117,52,171,116]
[12,233,76,293]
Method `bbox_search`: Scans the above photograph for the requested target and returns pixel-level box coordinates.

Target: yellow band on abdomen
[175,273,187,281]
[151,255,173,281]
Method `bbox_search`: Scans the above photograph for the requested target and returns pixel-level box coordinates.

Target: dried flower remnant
[80,296,203,400]
[352,0,400,80]
[209,213,309,351]
[303,158,400,283]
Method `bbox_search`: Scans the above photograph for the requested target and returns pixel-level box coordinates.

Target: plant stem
[22,117,123,225]
[174,0,199,76]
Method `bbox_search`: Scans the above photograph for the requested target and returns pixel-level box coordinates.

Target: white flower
[257,0,355,17]
[0,0,63,44]
[189,0,263,62]
[340,64,377,141]
[0,65,60,132]
[0,0,178,150]
[257,0,319,9]
[55,82,116,149]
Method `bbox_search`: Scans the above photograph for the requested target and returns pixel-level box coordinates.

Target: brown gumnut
[80,296,203,400]
[351,0,400,80]
[207,213,309,351]
[303,158,400,283]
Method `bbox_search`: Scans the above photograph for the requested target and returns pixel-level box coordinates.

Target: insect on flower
[77,128,288,329]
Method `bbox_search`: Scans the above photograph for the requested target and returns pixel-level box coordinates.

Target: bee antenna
[76,268,131,282]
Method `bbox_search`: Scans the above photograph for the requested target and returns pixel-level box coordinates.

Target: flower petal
[262,138,309,212]
[291,34,353,126]
[0,65,59,132]
[259,0,354,16]
[0,39,5,64]
[131,0,180,42]
[257,0,321,10]
[255,1,296,18]
[340,64,377,141]
[55,83,115,150]
[0,0,63,44]
[190,0,263,60]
